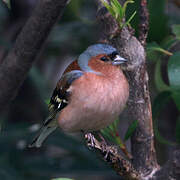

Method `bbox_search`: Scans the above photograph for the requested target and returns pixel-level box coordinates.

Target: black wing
[45,70,84,125]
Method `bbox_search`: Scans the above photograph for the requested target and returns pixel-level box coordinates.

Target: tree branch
[85,133,140,180]
[0,0,69,112]
[95,0,159,177]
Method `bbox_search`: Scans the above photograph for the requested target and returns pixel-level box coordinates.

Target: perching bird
[29,44,129,148]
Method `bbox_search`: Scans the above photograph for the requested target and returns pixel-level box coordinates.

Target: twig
[85,133,141,180]
[138,0,149,46]
[0,0,69,112]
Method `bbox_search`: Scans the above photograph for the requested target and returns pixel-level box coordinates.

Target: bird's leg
[84,132,96,148]
[96,131,112,160]
[84,132,119,162]
[97,132,120,162]
[98,131,132,160]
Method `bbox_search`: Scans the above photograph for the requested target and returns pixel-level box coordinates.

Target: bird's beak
[112,55,127,65]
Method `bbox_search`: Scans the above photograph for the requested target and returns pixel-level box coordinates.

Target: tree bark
[0,0,69,112]
[95,1,180,179]
[139,0,149,46]
[96,0,159,177]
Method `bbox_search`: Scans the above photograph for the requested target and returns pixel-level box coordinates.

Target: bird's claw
[85,132,116,161]
[85,133,96,148]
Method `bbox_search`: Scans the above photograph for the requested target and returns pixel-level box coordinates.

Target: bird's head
[78,44,127,73]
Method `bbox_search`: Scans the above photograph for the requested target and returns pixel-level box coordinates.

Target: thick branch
[96,0,159,177]
[0,0,68,112]
[85,133,140,180]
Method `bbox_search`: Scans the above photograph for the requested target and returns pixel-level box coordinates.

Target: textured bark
[97,4,158,175]
[0,0,68,112]
[95,0,159,178]
[85,133,141,180]
[95,1,180,179]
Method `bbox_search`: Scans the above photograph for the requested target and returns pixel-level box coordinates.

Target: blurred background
[0,0,180,179]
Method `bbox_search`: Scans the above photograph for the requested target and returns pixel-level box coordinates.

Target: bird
[29,44,129,148]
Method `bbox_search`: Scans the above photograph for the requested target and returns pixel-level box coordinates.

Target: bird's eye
[100,56,109,62]
[110,51,119,59]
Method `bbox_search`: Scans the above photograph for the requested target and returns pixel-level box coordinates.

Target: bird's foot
[85,133,96,148]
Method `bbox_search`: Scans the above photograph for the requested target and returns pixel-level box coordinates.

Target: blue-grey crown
[86,44,117,57]
[78,44,117,72]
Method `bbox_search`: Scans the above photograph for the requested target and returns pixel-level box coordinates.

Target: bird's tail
[28,123,57,148]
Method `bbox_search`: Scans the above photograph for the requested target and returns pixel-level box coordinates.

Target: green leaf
[99,0,110,9]
[101,0,116,17]
[112,0,121,9]
[176,116,180,144]
[2,0,11,9]
[168,52,180,90]
[154,59,170,92]
[124,120,138,141]
[100,0,136,28]
[113,118,120,128]
[101,128,116,144]
[172,24,180,40]
[111,2,119,19]
[101,118,125,146]
[122,0,134,17]
[147,42,173,56]
[111,0,123,18]
[125,11,136,27]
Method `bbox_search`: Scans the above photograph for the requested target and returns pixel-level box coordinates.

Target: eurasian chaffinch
[29,44,129,148]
